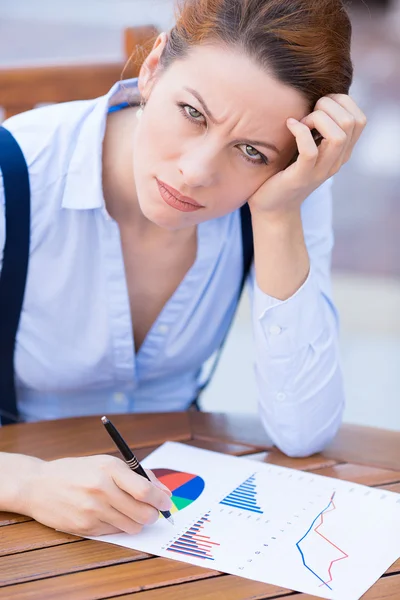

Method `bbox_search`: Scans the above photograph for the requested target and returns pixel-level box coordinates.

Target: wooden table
[0,413,399,599]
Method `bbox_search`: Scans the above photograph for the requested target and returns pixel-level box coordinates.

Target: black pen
[101,416,174,525]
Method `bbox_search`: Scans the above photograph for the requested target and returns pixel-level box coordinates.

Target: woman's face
[133,38,309,230]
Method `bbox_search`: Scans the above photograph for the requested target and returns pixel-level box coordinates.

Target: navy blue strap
[0,127,30,425]
[239,202,254,292]
[196,202,253,399]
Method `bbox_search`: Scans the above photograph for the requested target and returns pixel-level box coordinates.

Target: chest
[120,231,198,352]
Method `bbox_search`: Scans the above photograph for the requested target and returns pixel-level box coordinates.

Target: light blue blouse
[0,78,345,456]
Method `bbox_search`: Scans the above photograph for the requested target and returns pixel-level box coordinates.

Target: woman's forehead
[162,44,308,120]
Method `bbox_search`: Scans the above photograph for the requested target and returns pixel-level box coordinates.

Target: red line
[190,542,215,550]
[192,537,220,546]
[314,493,349,587]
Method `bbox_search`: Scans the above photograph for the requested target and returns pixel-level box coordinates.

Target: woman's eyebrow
[183,86,281,155]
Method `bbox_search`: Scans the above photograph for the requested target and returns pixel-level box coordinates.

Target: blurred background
[0,0,399,430]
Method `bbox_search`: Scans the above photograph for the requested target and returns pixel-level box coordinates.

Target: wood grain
[114,574,292,599]
[0,540,148,586]
[311,463,400,487]
[0,26,158,118]
[0,413,191,460]
[246,451,340,471]
[183,439,259,456]
[0,63,123,110]
[0,512,31,527]
[0,558,220,600]
[298,573,400,599]
[124,26,159,72]
[190,412,273,449]
[378,482,400,494]
[0,521,80,557]
[323,424,400,471]
[385,558,400,575]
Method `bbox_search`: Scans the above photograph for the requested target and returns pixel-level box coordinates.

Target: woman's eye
[186,106,203,119]
[178,103,205,125]
[238,144,268,165]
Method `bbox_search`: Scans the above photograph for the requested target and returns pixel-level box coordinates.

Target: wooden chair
[0,25,158,121]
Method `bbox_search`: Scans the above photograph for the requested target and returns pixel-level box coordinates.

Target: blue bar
[178,538,202,548]
[168,548,214,560]
[222,494,259,505]
[224,492,257,502]
[228,489,257,498]
[220,499,262,510]
[220,500,263,513]
[171,543,208,555]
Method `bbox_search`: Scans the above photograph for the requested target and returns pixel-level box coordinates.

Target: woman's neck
[102,105,141,227]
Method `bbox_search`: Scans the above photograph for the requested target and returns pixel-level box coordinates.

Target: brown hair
[159,0,353,111]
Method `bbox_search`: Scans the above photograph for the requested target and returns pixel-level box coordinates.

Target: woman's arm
[0,451,172,535]
[249,178,345,457]
[0,452,43,513]
[246,94,366,457]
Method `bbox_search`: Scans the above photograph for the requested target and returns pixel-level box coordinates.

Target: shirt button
[158,324,169,334]
[269,324,282,336]
[276,392,286,402]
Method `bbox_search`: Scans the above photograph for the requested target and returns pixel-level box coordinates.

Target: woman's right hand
[20,454,173,537]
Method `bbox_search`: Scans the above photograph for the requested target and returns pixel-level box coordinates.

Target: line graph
[296,492,349,590]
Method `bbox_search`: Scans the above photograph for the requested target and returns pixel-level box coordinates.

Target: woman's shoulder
[2,98,100,178]
[0,95,109,265]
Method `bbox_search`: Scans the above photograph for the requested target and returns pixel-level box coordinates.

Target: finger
[314,96,355,160]
[300,110,347,173]
[286,118,319,172]
[110,486,160,526]
[326,93,367,160]
[75,521,122,536]
[97,522,122,535]
[327,93,367,131]
[98,522,124,535]
[146,469,172,496]
[111,462,173,513]
[101,505,145,534]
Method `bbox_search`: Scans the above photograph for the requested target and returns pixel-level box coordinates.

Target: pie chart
[152,468,205,514]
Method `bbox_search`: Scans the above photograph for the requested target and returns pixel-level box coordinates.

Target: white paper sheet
[90,442,400,599]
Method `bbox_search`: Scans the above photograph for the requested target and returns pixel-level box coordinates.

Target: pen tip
[101,416,109,424]
[167,516,175,525]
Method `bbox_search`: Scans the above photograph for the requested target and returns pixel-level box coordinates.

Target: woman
[0,0,366,536]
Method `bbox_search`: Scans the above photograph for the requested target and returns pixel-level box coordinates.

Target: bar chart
[166,512,220,560]
[220,473,263,514]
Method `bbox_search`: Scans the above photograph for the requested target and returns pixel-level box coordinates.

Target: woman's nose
[177,144,220,189]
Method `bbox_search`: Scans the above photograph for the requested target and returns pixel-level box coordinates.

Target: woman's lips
[156,178,204,213]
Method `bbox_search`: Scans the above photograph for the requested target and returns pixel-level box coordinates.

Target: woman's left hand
[247,94,367,217]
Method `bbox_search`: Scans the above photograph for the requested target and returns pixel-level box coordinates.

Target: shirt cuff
[253,267,330,356]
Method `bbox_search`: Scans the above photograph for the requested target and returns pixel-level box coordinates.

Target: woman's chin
[138,200,185,231]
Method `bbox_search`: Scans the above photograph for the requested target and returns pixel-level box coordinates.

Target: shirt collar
[62,78,140,210]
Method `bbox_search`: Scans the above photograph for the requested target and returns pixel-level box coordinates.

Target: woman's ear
[138,32,169,100]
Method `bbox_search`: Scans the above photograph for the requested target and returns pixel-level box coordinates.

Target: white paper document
[90,442,400,600]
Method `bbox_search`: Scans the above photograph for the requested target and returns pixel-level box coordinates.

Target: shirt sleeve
[249,177,345,457]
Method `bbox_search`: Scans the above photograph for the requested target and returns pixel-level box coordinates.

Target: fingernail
[162,497,173,511]
[287,118,298,125]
